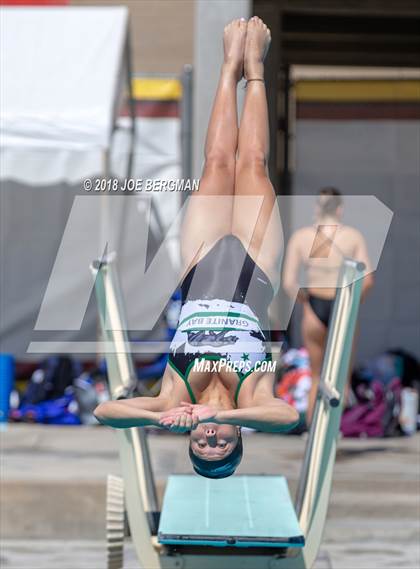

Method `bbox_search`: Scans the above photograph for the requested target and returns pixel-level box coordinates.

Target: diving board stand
[92,256,365,569]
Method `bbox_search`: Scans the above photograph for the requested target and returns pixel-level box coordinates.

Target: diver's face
[190,423,238,461]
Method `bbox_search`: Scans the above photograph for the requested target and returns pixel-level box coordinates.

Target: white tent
[0,6,130,184]
[0,7,180,358]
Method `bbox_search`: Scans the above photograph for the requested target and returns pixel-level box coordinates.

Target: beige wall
[71,0,194,74]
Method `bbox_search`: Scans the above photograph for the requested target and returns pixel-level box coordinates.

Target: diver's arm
[93,396,171,429]
[216,401,299,433]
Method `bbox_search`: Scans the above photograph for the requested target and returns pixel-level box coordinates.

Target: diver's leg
[302,302,328,425]
[232,17,282,289]
[181,19,247,268]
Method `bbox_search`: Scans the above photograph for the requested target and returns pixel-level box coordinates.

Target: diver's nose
[206,427,216,437]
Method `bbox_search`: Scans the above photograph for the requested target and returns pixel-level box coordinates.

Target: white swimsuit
[169,298,269,380]
[167,235,273,401]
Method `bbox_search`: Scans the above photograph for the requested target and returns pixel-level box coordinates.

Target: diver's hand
[159,405,193,421]
[178,402,219,424]
[159,411,199,432]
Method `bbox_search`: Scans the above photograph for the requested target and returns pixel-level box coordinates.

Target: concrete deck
[1,424,419,568]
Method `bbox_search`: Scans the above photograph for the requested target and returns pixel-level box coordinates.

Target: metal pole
[125,28,136,179]
[283,64,291,193]
[180,64,193,204]
[96,149,111,366]
[92,259,159,517]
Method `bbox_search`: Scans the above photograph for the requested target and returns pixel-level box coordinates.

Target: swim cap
[189,434,243,479]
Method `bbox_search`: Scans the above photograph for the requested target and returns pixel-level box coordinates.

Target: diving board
[158,475,304,548]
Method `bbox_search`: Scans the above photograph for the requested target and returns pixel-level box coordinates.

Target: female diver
[94,17,299,478]
[282,188,374,424]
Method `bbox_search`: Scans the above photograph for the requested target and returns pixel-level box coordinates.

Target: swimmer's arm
[283,233,305,301]
[93,396,172,429]
[216,401,299,433]
[361,272,374,301]
[354,233,374,300]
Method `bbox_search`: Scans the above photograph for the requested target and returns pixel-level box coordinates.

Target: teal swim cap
[189,434,243,479]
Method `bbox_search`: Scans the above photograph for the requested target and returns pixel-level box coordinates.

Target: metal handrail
[91,255,160,568]
[292,258,365,568]
[318,382,340,408]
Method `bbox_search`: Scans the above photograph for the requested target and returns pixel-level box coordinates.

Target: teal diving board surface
[158,475,304,548]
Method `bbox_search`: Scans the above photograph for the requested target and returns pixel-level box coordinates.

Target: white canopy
[0,6,129,183]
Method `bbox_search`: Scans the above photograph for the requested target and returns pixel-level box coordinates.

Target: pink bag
[341,377,401,438]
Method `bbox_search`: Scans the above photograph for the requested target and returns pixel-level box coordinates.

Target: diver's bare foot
[244,16,271,80]
[222,18,247,81]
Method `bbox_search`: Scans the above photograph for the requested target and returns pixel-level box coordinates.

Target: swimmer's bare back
[283,223,373,300]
